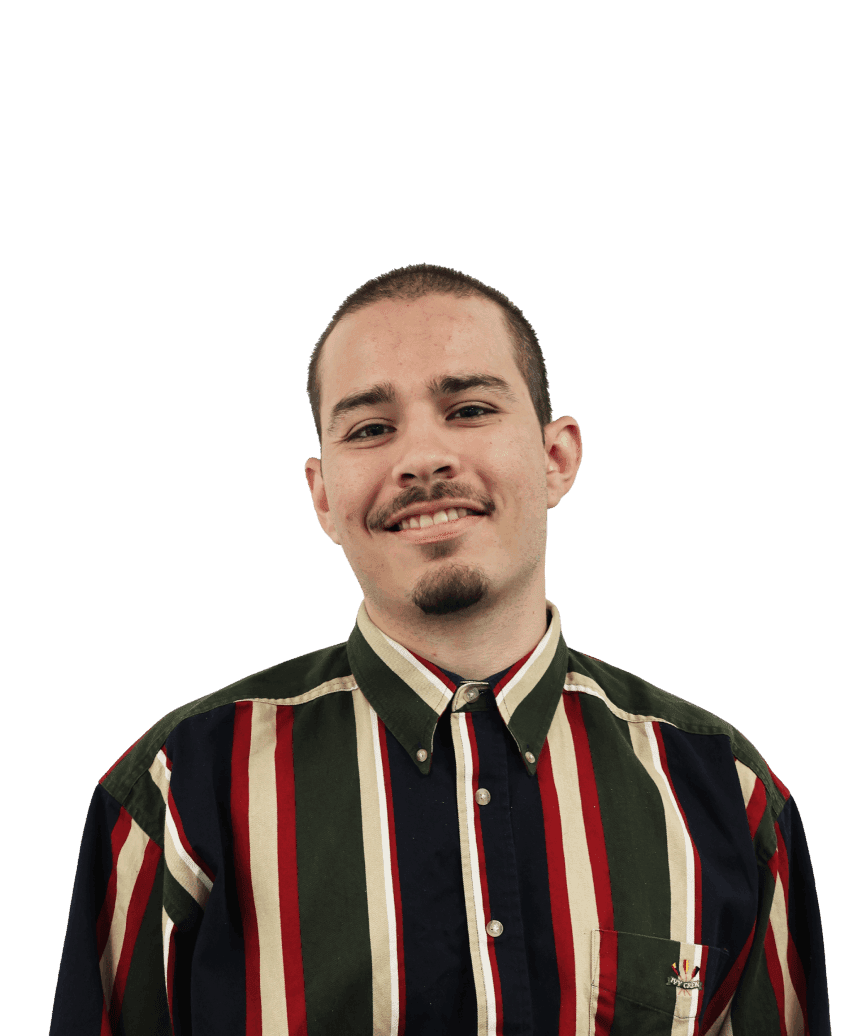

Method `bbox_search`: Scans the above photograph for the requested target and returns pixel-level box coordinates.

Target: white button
[486,919,504,937]
[525,751,536,764]
[464,687,480,702]
[416,749,428,762]
[475,788,491,806]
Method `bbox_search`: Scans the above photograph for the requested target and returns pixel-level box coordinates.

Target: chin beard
[410,562,489,616]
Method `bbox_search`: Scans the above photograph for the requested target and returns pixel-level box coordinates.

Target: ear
[544,416,582,508]
[304,456,342,546]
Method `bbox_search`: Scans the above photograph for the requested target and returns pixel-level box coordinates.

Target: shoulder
[566,647,790,830]
[100,637,353,806]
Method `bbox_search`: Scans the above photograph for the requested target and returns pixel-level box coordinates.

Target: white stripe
[162,910,174,991]
[369,708,400,1036]
[456,713,496,1036]
[493,612,553,710]
[157,749,172,780]
[165,800,213,894]
[644,721,696,944]
[379,630,454,703]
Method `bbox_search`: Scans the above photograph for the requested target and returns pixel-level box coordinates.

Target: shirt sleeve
[729,790,831,1035]
[50,784,171,1035]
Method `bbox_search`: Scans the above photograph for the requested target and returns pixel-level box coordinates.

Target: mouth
[387,507,484,534]
[386,512,485,543]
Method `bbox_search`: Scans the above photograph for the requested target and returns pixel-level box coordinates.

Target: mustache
[370,484,495,534]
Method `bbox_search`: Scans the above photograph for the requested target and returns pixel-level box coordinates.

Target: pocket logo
[667,960,702,990]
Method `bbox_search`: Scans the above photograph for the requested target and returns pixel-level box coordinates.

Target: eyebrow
[327,372,518,437]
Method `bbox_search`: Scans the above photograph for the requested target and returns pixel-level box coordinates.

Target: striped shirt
[51,599,829,1035]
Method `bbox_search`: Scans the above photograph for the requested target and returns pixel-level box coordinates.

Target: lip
[386,513,484,543]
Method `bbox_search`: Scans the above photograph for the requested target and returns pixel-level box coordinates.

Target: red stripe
[564,693,615,1034]
[700,920,756,1032]
[745,775,767,839]
[410,651,458,694]
[536,742,577,1034]
[465,717,504,1034]
[231,701,262,1036]
[100,1001,111,1036]
[168,785,216,883]
[108,839,162,1028]
[652,723,704,941]
[274,706,308,1036]
[165,922,177,1029]
[774,822,810,1035]
[594,928,618,1036]
[768,765,791,804]
[96,808,133,959]
[764,922,790,1036]
[377,717,407,1036]
[564,694,614,930]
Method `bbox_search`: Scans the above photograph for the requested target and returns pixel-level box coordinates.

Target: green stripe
[348,621,439,774]
[505,631,568,774]
[121,854,172,1035]
[610,932,691,1034]
[582,694,672,939]
[294,692,373,1036]
[111,770,166,847]
[729,866,782,1030]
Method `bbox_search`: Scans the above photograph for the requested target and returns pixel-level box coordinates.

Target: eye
[346,420,393,441]
[449,404,495,420]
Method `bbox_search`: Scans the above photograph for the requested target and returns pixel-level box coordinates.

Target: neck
[362,581,550,679]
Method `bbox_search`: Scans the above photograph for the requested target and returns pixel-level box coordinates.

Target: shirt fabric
[51,599,830,1035]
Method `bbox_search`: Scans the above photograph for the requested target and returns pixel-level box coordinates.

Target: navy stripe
[776,797,831,1036]
[165,704,246,1033]
[387,711,478,1034]
[50,785,122,1035]
[658,725,756,1019]
[470,695,562,1035]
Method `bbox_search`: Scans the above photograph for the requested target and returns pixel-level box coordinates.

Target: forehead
[320,293,519,416]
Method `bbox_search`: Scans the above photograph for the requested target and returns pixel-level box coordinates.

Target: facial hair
[409,559,489,616]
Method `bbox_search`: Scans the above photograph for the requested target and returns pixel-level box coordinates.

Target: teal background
[7,4,849,1032]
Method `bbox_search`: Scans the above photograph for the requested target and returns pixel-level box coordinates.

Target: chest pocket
[589,930,728,1033]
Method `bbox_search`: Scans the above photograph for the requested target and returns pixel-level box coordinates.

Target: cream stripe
[237,673,357,708]
[567,672,679,728]
[357,600,452,714]
[247,702,289,1035]
[99,817,150,1005]
[149,750,213,906]
[161,907,174,994]
[708,998,735,1035]
[734,758,759,810]
[451,713,495,1036]
[769,861,803,1032]
[670,940,703,1036]
[629,723,694,944]
[545,698,600,1036]
[494,600,561,721]
[353,695,399,1036]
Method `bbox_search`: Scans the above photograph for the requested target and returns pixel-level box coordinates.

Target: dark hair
[307,263,552,447]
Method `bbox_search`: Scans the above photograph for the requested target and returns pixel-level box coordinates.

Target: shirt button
[525,751,536,764]
[486,919,504,937]
[475,788,491,806]
[416,749,428,762]
[464,687,480,702]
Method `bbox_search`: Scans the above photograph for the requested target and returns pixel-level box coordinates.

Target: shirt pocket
[589,929,728,1034]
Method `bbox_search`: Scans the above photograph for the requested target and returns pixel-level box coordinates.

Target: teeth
[396,507,475,531]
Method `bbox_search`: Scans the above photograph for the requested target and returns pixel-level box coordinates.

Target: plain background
[3,3,854,1031]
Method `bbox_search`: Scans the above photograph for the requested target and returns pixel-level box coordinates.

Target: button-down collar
[346,598,569,776]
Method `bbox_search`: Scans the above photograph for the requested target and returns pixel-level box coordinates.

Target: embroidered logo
[667,960,702,990]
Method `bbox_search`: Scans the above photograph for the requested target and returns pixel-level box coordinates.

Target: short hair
[307,263,552,447]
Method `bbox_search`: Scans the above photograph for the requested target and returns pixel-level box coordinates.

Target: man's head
[304,264,581,623]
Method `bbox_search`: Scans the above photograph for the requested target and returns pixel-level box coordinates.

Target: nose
[388,418,463,488]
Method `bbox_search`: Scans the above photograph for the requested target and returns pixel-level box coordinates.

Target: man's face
[305,293,581,619]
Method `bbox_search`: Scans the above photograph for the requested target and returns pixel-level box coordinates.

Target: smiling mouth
[387,513,485,542]
[388,507,482,533]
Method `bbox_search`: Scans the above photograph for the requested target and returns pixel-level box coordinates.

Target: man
[51,264,829,1035]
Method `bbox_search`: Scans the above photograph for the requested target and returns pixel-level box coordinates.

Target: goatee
[410,561,488,616]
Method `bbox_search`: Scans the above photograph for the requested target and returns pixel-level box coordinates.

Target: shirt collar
[346,599,569,776]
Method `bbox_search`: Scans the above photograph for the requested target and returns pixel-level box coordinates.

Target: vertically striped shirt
[51,599,829,1035]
